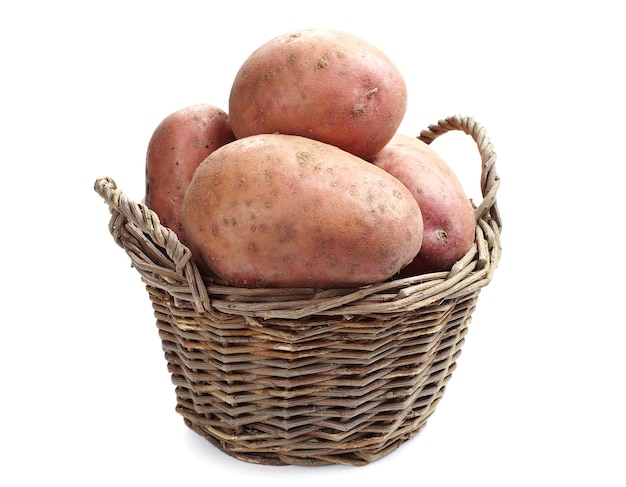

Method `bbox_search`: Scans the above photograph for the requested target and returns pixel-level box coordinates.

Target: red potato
[182,133,423,288]
[228,29,407,161]
[145,104,236,245]
[371,134,475,275]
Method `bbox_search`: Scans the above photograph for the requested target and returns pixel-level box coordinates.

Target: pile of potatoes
[145,28,475,289]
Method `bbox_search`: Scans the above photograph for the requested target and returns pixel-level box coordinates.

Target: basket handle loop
[94,176,211,313]
[418,114,501,228]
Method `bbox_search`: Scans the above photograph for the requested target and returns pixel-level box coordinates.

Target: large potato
[228,29,407,161]
[182,133,423,288]
[145,104,235,245]
[371,134,475,274]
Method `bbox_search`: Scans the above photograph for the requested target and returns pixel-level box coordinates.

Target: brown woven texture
[94,114,501,466]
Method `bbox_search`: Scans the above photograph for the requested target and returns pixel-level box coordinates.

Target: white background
[2,1,624,485]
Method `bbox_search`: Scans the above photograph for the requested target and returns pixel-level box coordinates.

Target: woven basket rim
[95,114,501,320]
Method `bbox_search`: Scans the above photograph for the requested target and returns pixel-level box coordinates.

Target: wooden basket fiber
[94,114,501,467]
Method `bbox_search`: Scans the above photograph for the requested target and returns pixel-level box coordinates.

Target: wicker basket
[94,114,501,466]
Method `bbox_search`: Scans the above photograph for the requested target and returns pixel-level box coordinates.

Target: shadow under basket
[94,114,502,466]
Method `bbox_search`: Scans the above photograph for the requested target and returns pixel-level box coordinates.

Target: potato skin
[228,29,407,161]
[182,134,423,288]
[145,104,235,245]
[371,134,475,274]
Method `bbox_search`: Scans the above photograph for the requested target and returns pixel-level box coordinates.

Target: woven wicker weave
[94,114,501,466]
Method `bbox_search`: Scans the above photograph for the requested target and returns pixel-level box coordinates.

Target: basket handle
[94,176,212,313]
[418,114,501,228]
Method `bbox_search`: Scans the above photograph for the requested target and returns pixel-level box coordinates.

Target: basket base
[183,415,429,467]
[161,299,470,466]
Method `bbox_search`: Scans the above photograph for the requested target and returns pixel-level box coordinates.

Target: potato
[182,133,423,288]
[145,104,235,245]
[228,29,407,161]
[371,134,475,274]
